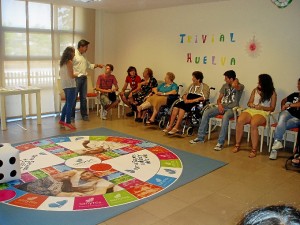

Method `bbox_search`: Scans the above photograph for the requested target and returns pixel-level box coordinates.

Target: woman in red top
[119,66,142,117]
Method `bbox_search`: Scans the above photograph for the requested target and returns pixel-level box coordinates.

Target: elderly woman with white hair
[137,72,179,124]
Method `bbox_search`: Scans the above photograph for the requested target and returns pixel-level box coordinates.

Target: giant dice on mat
[0,143,21,183]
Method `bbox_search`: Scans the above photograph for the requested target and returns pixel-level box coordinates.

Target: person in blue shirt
[137,72,179,124]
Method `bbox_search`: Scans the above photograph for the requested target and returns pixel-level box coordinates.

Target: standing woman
[233,74,277,158]
[59,46,77,130]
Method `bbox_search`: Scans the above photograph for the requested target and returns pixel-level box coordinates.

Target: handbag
[108,92,117,102]
[187,93,201,100]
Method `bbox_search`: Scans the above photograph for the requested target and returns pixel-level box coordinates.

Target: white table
[0,87,41,130]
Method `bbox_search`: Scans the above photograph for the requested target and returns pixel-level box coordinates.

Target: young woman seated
[232,74,277,158]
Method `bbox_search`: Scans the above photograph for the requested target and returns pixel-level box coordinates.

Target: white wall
[96,0,300,109]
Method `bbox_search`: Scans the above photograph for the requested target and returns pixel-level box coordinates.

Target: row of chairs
[208,107,298,153]
[57,78,298,152]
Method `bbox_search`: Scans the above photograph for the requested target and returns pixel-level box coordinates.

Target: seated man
[270,78,300,160]
[95,64,120,119]
[189,70,244,151]
[119,66,141,117]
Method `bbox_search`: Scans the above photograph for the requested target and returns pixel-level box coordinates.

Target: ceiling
[20,0,229,13]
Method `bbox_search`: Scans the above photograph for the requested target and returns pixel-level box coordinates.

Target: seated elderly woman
[130,68,158,122]
[163,71,210,135]
[232,74,277,158]
[137,72,179,124]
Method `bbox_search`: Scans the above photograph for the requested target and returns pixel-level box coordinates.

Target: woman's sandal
[146,119,155,125]
[168,128,180,135]
[249,149,257,158]
[162,127,172,133]
[232,145,240,153]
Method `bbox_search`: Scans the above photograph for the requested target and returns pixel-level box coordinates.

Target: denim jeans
[197,106,234,145]
[274,110,300,141]
[72,76,88,118]
[61,87,77,124]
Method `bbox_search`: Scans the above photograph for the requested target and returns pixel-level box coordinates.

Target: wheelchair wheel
[158,119,165,129]
[143,114,149,125]
[186,127,194,136]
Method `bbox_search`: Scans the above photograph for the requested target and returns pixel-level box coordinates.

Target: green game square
[89,136,108,141]
[0,183,9,190]
[104,190,138,206]
[30,170,48,179]
[110,174,133,185]
[160,159,182,168]
[39,143,58,149]
[59,153,78,160]
[103,151,120,158]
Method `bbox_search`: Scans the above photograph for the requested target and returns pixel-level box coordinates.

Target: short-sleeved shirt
[184,83,210,100]
[287,92,300,119]
[157,82,179,93]
[132,77,158,105]
[220,83,244,108]
[96,74,118,90]
[125,75,142,91]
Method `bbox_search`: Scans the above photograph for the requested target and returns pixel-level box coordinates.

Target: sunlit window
[0,0,95,116]
[28,2,51,30]
[29,33,52,58]
[4,32,27,58]
[2,0,26,28]
[57,6,73,31]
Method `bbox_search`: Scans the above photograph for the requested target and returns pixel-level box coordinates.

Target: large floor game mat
[0,128,226,225]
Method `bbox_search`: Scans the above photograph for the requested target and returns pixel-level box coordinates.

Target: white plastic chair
[243,111,277,152]
[268,124,298,152]
[207,105,239,146]
[86,77,98,115]
[96,93,121,120]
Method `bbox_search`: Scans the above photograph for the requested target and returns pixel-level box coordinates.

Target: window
[0,0,95,117]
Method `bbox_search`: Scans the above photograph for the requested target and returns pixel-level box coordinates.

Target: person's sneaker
[102,110,108,120]
[126,111,135,117]
[271,140,283,150]
[82,116,89,121]
[64,123,76,130]
[58,120,65,128]
[269,149,278,160]
[214,143,223,151]
[189,138,204,144]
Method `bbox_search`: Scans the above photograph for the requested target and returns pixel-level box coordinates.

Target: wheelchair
[142,85,183,127]
[164,87,215,136]
[142,94,181,128]
[180,99,211,136]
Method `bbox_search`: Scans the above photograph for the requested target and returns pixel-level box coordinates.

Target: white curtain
[0,0,95,117]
